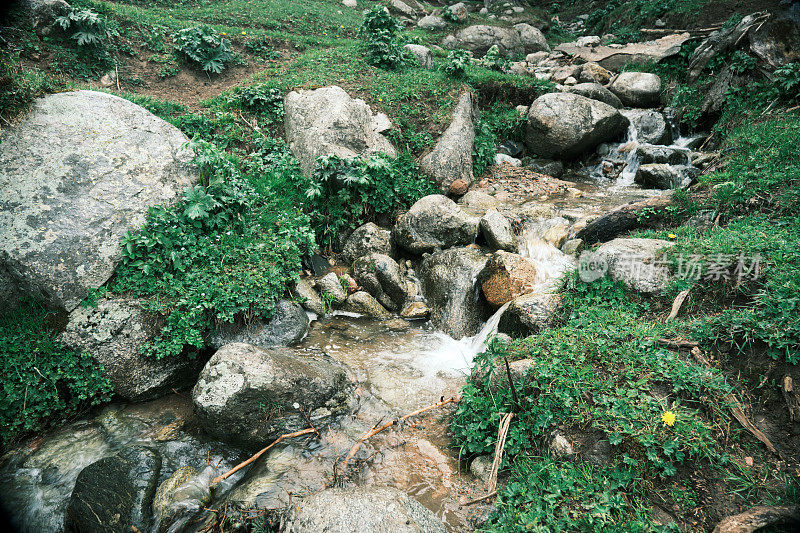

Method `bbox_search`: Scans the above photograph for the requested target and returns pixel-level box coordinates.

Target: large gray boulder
[392,195,479,254]
[555,33,691,71]
[65,447,161,533]
[480,210,516,252]
[0,90,196,313]
[419,247,489,338]
[284,86,396,176]
[591,238,674,293]
[209,300,309,349]
[498,293,560,337]
[343,291,392,319]
[458,190,500,217]
[21,0,70,35]
[291,278,326,315]
[342,223,393,263]
[450,25,524,57]
[635,163,683,189]
[563,82,623,109]
[636,145,690,165]
[59,296,204,402]
[351,253,408,311]
[192,343,352,449]
[403,44,434,69]
[514,23,551,54]
[417,15,447,30]
[621,109,671,145]
[525,93,628,159]
[420,92,476,190]
[281,486,447,533]
[609,72,663,108]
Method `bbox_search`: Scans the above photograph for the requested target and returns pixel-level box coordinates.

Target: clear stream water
[0,110,688,532]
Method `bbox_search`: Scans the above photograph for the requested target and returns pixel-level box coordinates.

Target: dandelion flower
[661,410,676,427]
[668,233,677,240]
[242,31,247,35]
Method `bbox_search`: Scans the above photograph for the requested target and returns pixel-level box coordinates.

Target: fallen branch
[657,338,699,350]
[463,490,498,506]
[665,290,690,322]
[488,412,514,494]
[211,427,317,485]
[340,396,459,471]
[691,347,779,456]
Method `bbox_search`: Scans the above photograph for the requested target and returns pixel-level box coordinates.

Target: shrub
[173,25,233,74]
[54,7,116,47]
[360,6,409,69]
[113,140,315,359]
[224,83,284,123]
[442,49,470,78]
[479,45,509,72]
[0,303,112,446]
[773,62,800,101]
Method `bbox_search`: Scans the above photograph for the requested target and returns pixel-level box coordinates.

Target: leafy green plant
[773,62,800,101]
[114,140,315,359]
[55,7,116,47]
[441,6,460,23]
[442,49,470,78]
[671,83,703,130]
[729,50,757,74]
[0,303,112,446]
[479,45,509,72]
[224,84,285,123]
[360,6,409,69]
[173,25,233,74]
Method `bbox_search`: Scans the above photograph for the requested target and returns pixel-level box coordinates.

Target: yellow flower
[661,411,676,427]
[378,98,383,102]
[242,31,247,35]
[668,233,677,240]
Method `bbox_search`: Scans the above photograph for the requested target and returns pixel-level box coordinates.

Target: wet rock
[498,292,560,336]
[291,278,326,315]
[420,92,476,190]
[280,486,447,533]
[621,109,671,145]
[635,163,682,189]
[317,272,348,306]
[400,301,430,319]
[526,158,564,178]
[481,252,541,308]
[712,505,800,533]
[555,33,691,71]
[393,195,479,254]
[342,222,393,263]
[543,224,569,249]
[0,90,196,313]
[561,238,584,256]
[152,466,211,532]
[419,247,489,338]
[417,15,447,30]
[284,86,395,175]
[608,72,662,108]
[458,190,500,217]
[450,25,524,57]
[209,300,309,349]
[385,318,411,331]
[480,210,516,252]
[343,291,392,319]
[514,23,550,54]
[563,82,623,109]
[351,253,407,311]
[592,238,674,293]
[192,343,352,449]
[636,145,690,165]
[65,447,161,533]
[579,62,613,84]
[525,93,628,159]
[59,296,203,402]
[403,44,434,69]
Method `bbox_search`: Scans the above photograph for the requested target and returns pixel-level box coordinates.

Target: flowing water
[0,105,694,532]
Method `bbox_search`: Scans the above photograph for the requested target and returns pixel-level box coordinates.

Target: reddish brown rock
[481,251,540,307]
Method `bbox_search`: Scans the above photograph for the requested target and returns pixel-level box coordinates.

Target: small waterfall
[469,301,511,355]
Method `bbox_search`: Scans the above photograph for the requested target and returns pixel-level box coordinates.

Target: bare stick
[211,427,317,485]
[463,490,498,505]
[665,289,690,322]
[488,412,513,494]
[340,396,459,471]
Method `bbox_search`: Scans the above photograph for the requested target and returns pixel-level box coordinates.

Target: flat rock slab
[555,33,691,71]
[0,90,195,312]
